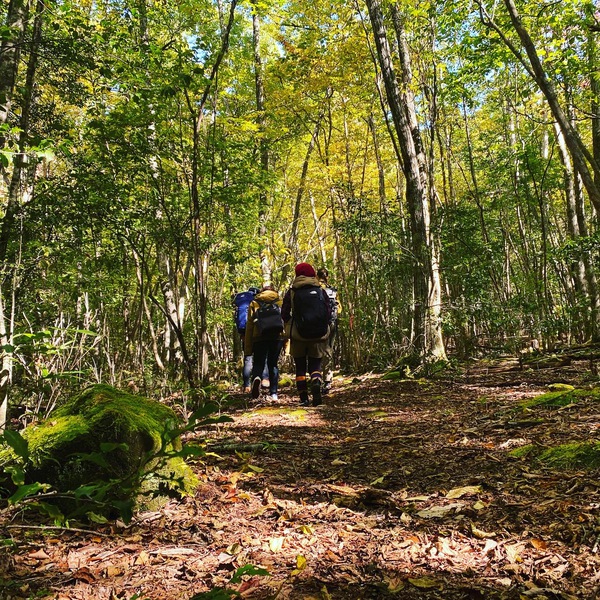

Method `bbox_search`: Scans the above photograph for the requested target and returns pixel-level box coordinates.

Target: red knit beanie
[295,262,316,277]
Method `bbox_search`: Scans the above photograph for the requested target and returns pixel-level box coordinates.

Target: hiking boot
[261,379,270,390]
[311,379,322,406]
[267,393,278,402]
[299,391,310,407]
[251,377,261,399]
[322,382,332,395]
[243,386,251,394]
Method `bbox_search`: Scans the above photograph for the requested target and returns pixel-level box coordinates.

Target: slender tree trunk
[555,122,600,341]
[365,0,446,361]
[184,0,237,391]
[0,0,30,138]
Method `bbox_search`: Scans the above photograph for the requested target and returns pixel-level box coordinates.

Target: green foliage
[0,387,233,525]
[189,565,271,599]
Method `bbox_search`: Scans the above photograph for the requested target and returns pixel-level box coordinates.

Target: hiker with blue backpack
[281,263,332,407]
[233,286,269,393]
[244,285,285,401]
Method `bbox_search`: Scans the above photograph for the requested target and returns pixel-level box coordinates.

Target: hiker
[282,262,332,407]
[317,267,341,395]
[244,285,285,401]
[233,286,269,393]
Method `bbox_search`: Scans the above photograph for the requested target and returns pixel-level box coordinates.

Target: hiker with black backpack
[233,286,269,393]
[281,263,332,407]
[244,285,285,401]
[317,267,341,395]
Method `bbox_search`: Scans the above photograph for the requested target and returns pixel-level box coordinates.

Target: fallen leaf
[105,565,122,577]
[135,550,150,565]
[298,525,314,535]
[72,567,96,583]
[417,503,463,518]
[506,543,525,563]
[291,554,307,575]
[28,549,50,560]
[331,458,347,465]
[385,575,405,592]
[150,548,197,557]
[328,484,358,496]
[408,576,441,589]
[471,523,496,538]
[446,485,483,499]
[269,537,284,552]
[217,552,235,564]
[368,410,388,418]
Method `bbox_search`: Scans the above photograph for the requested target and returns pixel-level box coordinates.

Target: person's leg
[322,327,337,393]
[242,355,253,391]
[266,340,282,399]
[308,355,323,406]
[261,357,270,389]
[251,342,269,398]
[294,355,309,406]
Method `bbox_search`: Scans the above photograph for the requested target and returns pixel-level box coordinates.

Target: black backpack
[293,285,330,339]
[254,301,284,337]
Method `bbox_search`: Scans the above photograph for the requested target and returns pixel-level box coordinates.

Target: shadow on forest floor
[1,356,599,599]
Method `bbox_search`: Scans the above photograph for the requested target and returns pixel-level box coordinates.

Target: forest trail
[3,359,599,600]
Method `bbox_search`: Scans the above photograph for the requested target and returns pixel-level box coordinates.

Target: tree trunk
[365,0,446,361]
[0,0,30,136]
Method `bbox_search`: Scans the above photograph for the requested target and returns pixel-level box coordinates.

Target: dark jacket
[282,275,332,341]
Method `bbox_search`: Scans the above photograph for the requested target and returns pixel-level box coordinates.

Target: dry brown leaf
[135,550,150,565]
[72,567,96,583]
[446,485,483,499]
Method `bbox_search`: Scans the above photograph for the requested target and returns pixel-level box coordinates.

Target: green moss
[547,383,575,392]
[381,370,406,381]
[520,387,600,410]
[538,442,600,469]
[1,384,197,516]
[508,444,536,458]
[54,383,177,452]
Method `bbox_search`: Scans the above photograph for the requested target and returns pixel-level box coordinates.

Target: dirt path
[2,361,599,599]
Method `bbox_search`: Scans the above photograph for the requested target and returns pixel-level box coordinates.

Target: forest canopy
[0,0,599,421]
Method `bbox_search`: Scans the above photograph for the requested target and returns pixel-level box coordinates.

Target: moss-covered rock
[1,384,197,516]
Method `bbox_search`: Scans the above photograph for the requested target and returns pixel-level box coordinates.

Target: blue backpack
[233,290,257,333]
